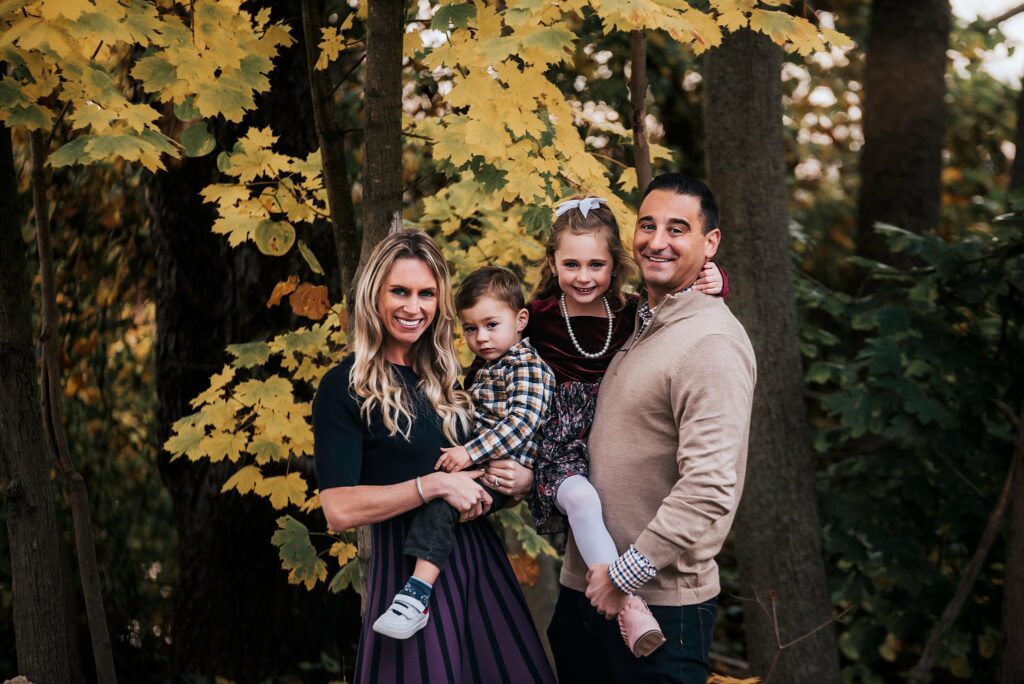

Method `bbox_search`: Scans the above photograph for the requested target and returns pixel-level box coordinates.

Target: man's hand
[436,445,473,472]
[483,459,534,499]
[585,564,630,618]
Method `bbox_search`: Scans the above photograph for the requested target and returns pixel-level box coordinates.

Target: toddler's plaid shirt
[464,338,555,467]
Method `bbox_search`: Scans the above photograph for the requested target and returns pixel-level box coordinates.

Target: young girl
[524,195,727,657]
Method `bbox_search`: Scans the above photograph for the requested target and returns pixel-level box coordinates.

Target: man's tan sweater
[560,290,756,605]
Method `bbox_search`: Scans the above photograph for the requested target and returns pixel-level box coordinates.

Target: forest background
[0,0,1022,683]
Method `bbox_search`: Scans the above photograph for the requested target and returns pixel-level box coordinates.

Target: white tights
[554,474,618,568]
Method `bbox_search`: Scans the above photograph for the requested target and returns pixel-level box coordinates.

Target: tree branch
[907,403,1022,683]
[990,2,1024,24]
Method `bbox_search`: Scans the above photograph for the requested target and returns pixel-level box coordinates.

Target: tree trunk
[360,0,404,263]
[150,11,359,675]
[1009,85,1024,201]
[856,0,950,259]
[630,29,652,194]
[705,29,841,684]
[1002,402,1024,684]
[150,148,358,680]
[30,130,118,684]
[0,124,73,684]
[301,0,360,293]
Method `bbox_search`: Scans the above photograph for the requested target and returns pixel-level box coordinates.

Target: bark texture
[630,30,652,193]
[0,124,73,684]
[360,0,404,263]
[1010,85,1024,201]
[1002,403,1024,684]
[705,29,841,684]
[301,0,359,293]
[857,0,950,259]
[150,150,357,680]
[31,130,117,684]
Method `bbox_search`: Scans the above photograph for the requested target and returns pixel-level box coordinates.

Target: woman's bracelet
[415,476,428,505]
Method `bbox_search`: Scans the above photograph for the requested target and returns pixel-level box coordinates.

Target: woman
[313,230,554,683]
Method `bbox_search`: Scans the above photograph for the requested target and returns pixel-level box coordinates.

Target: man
[547,173,757,683]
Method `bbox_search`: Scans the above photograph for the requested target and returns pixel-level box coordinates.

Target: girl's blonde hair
[530,196,638,312]
[349,230,473,443]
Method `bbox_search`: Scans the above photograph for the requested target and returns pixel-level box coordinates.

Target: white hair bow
[555,197,608,218]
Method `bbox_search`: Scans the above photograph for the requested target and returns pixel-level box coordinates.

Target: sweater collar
[627,289,711,348]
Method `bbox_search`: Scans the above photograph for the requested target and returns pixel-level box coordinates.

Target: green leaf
[174,96,201,122]
[226,341,272,368]
[328,558,362,594]
[251,437,284,465]
[805,361,840,385]
[131,54,177,92]
[253,219,296,256]
[181,121,216,157]
[48,136,92,167]
[297,239,324,275]
[4,103,53,131]
[270,515,327,590]
[217,150,232,173]
[431,3,475,30]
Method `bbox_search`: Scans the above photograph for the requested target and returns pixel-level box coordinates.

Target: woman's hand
[694,261,723,295]
[483,459,534,499]
[431,470,493,522]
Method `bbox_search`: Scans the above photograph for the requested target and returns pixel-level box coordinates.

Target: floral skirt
[530,381,599,534]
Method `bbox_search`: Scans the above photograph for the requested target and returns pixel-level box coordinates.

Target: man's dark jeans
[548,586,717,684]
[403,484,508,567]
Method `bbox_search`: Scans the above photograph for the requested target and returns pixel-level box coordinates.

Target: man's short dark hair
[641,173,720,235]
[455,266,526,313]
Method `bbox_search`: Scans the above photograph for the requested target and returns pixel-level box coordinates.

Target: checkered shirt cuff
[607,545,657,594]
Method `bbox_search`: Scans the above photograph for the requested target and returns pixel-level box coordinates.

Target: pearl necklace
[559,293,614,359]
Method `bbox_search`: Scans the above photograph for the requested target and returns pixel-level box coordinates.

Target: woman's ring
[494,476,501,488]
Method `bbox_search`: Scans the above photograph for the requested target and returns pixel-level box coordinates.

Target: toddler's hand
[436,446,473,472]
[694,261,723,295]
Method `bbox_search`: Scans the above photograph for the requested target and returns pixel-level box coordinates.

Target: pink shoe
[617,595,667,657]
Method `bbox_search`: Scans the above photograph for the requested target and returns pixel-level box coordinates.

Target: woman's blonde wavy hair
[349,230,473,443]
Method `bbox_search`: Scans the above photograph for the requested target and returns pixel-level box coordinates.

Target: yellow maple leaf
[198,430,248,463]
[201,183,252,209]
[288,559,327,590]
[617,167,637,193]
[256,472,308,510]
[190,368,237,409]
[235,375,293,409]
[315,14,354,70]
[299,493,321,513]
[432,117,476,167]
[329,541,358,564]
[164,419,203,460]
[221,464,264,495]
[196,399,239,432]
[821,27,855,52]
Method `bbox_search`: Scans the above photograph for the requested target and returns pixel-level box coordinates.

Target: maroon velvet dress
[524,295,639,533]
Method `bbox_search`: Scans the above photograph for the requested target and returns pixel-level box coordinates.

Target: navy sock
[399,576,433,606]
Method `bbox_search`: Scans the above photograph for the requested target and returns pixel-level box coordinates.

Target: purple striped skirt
[356,512,556,683]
